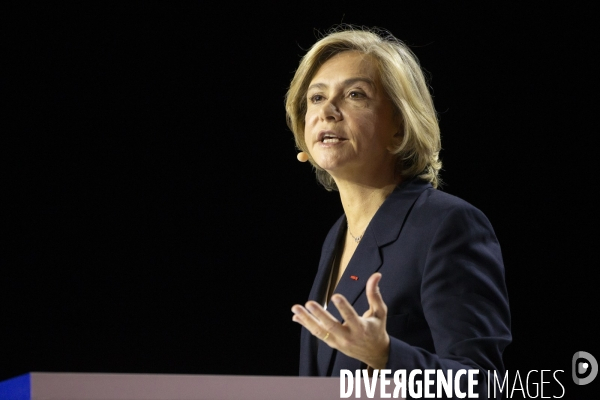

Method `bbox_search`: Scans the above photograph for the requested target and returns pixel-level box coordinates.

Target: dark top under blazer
[299,178,511,395]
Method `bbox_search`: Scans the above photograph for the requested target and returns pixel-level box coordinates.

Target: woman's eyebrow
[307,82,327,92]
[343,77,376,89]
[307,77,376,93]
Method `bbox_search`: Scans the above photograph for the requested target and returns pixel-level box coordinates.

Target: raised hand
[291,272,390,369]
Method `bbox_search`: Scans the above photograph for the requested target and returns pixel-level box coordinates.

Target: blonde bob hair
[285,27,442,190]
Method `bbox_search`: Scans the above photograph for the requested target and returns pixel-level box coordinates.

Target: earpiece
[297,152,309,162]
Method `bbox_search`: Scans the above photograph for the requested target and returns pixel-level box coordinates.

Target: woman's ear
[389,101,403,133]
[394,108,404,133]
[392,113,404,142]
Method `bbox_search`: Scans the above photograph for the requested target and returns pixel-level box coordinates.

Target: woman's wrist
[367,334,390,370]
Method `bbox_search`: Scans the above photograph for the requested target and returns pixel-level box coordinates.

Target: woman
[287,27,511,396]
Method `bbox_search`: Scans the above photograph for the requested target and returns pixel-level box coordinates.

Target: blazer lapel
[331,178,431,313]
[368,178,431,248]
[328,228,381,315]
[316,220,384,375]
[318,178,431,374]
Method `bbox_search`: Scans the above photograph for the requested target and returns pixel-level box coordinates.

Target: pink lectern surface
[0,372,397,400]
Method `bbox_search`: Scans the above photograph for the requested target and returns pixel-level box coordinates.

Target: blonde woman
[288,27,511,396]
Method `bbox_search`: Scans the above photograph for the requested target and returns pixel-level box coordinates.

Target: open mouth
[320,133,346,143]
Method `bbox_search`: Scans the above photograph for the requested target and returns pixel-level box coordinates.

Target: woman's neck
[336,175,402,236]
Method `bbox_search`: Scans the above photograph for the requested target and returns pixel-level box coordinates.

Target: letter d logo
[572,351,598,385]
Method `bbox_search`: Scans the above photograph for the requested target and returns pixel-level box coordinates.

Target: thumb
[366,272,387,318]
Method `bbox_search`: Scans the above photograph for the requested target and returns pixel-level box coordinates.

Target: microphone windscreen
[297,152,309,162]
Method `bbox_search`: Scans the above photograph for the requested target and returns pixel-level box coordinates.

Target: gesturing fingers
[291,273,391,369]
[330,294,361,327]
[365,273,387,318]
[291,302,343,342]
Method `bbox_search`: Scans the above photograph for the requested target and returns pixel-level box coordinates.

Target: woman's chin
[317,162,347,175]
[312,154,351,172]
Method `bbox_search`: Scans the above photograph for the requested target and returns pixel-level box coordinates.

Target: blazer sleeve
[385,203,511,398]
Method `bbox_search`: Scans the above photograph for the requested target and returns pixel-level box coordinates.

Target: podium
[0,372,376,400]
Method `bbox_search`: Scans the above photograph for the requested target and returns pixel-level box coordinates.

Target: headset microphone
[297,152,309,162]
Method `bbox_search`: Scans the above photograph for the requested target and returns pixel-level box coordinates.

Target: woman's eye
[310,94,324,103]
[349,91,365,99]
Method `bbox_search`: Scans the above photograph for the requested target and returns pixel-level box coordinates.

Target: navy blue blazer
[299,178,511,393]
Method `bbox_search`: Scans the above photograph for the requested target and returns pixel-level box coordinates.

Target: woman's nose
[319,100,342,121]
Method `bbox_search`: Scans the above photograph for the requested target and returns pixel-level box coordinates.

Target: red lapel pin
[350,275,359,281]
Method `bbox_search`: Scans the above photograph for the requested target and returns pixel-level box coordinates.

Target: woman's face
[304,51,400,182]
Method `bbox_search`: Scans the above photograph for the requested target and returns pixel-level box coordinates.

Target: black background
[2,1,599,398]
